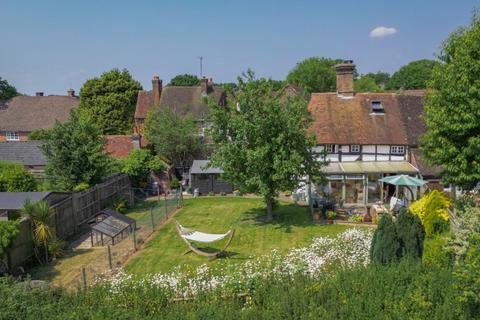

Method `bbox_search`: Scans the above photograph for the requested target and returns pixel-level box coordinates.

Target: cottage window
[391,146,405,155]
[350,145,360,153]
[325,144,336,153]
[5,131,19,141]
[371,101,385,114]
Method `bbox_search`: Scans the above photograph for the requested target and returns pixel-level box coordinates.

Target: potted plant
[313,210,321,222]
[326,210,337,224]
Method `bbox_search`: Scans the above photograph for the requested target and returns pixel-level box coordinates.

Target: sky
[1,0,477,95]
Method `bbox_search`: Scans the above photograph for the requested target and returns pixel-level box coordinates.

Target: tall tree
[0,77,19,101]
[208,71,325,220]
[362,71,390,88]
[144,108,203,171]
[168,74,201,86]
[0,161,37,192]
[354,75,383,92]
[42,110,115,191]
[78,69,142,134]
[422,12,480,190]
[286,57,341,94]
[121,149,167,187]
[386,59,440,90]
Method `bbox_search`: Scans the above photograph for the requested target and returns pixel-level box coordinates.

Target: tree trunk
[266,197,274,221]
[44,241,49,264]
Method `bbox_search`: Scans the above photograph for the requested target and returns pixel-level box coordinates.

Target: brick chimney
[67,88,75,97]
[335,60,355,97]
[35,92,44,97]
[152,75,162,105]
[200,76,208,96]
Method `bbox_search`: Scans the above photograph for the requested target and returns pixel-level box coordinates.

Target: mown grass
[126,196,352,274]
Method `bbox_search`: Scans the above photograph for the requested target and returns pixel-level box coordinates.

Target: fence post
[164,193,168,219]
[107,245,113,270]
[132,228,137,251]
[82,267,87,290]
[150,207,155,229]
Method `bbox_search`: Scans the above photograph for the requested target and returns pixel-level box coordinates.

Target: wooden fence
[6,174,133,270]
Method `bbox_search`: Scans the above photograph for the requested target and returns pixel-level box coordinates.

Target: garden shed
[189,160,234,195]
[90,208,136,246]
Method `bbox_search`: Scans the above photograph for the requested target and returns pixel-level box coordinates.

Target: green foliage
[168,74,200,86]
[144,107,203,168]
[21,199,53,264]
[423,234,452,269]
[422,13,480,190]
[0,161,37,192]
[396,208,425,260]
[73,182,90,192]
[0,261,468,319]
[78,68,142,134]
[111,198,127,214]
[354,74,383,92]
[409,190,451,236]
[120,149,166,187]
[370,214,400,264]
[208,70,326,219]
[41,110,115,191]
[449,206,480,261]
[326,210,336,219]
[169,177,180,190]
[386,59,440,90]
[362,71,391,88]
[47,238,65,260]
[286,57,341,94]
[0,77,19,101]
[27,128,52,140]
[0,221,19,259]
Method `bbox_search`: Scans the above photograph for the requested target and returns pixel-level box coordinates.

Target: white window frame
[325,144,336,153]
[391,145,405,155]
[5,131,19,141]
[350,145,360,153]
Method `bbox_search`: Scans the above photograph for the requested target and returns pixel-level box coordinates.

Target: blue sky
[1,0,477,95]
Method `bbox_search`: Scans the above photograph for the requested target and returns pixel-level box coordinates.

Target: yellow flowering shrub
[409,190,451,236]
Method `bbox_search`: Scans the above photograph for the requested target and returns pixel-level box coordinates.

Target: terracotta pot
[363,212,372,223]
[327,219,334,224]
[313,212,321,221]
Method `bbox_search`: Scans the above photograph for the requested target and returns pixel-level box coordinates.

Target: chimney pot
[335,60,355,97]
[152,75,162,104]
[35,92,44,97]
[67,89,75,97]
[200,77,209,95]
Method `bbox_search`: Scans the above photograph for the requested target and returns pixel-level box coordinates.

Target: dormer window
[371,101,384,114]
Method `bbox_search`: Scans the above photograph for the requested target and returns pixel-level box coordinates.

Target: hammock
[175,220,235,259]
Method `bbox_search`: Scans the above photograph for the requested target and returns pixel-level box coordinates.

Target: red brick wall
[0,131,30,141]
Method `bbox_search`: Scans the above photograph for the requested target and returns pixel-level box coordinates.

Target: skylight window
[371,101,384,114]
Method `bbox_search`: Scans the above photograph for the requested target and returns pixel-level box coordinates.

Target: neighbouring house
[0,141,46,178]
[0,90,79,141]
[307,60,439,206]
[104,134,146,159]
[189,160,233,195]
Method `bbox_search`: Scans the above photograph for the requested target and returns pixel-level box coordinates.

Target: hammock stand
[174,220,235,260]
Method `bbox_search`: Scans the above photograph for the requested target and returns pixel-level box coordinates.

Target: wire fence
[69,192,182,290]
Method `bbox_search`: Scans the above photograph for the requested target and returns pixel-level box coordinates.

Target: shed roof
[0,192,51,210]
[92,209,135,238]
[0,141,46,166]
[190,160,224,174]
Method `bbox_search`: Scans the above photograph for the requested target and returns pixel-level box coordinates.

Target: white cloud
[369,26,397,38]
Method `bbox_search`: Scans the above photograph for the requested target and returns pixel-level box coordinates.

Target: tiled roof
[0,95,79,131]
[410,148,442,178]
[105,135,134,159]
[134,86,225,120]
[0,141,46,166]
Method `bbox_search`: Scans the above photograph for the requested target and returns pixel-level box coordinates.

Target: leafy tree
[386,59,440,90]
[363,71,391,88]
[354,75,383,92]
[121,149,167,187]
[144,108,203,170]
[208,71,325,220]
[168,74,200,86]
[0,77,19,101]
[286,57,341,94]
[0,161,37,192]
[370,214,400,264]
[41,110,115,191]
[421,13,480,190]
[0,221,20,263]
[21,199,53,264]
[396,208,425,260]
[409,190,451,236]
[78,69,142,135]
[28,128,52,140]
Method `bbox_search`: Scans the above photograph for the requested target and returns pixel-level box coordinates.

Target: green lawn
[126,196,353,274]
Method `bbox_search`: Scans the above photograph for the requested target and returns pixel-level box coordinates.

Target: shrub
[121,149,167,188]
[0,221,20,260]
[111,198,127,214]
[409,190,451,236]
[423,235,452,269]
[73,182,89,192]
[370,214,400,264]
[326,211,336,219]
[0,161,37,192]
[169,177,180,190]
[396,208,425,260]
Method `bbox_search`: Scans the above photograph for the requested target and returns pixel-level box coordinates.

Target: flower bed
[99,228,373,298]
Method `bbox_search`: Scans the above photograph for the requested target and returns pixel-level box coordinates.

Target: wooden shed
[189,160,234,195]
